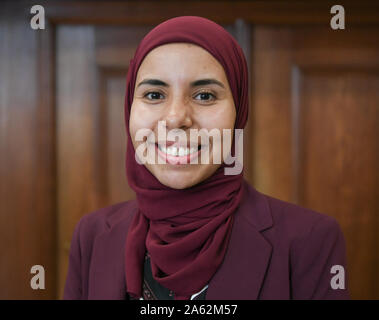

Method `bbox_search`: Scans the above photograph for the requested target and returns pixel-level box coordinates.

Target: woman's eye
[144,92,164,100]
[194,92,215,102]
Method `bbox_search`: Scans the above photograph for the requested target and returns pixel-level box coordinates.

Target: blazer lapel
[206,181,273,300]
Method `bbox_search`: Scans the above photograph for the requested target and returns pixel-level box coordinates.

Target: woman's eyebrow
[137,78,225,89]
[137,79,168,87]
[190,79,225,88]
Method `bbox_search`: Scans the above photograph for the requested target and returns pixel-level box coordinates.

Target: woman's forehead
[136,43,227,82]
[141,42,208,56]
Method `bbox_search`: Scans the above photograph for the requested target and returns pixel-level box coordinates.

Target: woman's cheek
[130,105,150,135]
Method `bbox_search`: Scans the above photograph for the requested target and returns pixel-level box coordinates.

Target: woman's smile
[155,141,209,165]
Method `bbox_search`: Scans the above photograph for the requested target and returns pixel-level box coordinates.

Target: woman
[64,16,350,300]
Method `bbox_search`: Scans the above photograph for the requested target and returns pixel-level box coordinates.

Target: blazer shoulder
[259,191,342,241]
[261,196,349,299]
[75,199,137,243]
[64,200,137,300]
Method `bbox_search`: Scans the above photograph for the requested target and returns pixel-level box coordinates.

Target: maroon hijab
[124,16,249,300]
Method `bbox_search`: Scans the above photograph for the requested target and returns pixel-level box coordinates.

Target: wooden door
[251,26,379,299]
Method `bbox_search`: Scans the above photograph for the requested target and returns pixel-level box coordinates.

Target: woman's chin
[149,164,219,190]
[156,172,200,189]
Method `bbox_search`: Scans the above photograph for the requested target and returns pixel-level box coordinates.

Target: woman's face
[129,43,236,189]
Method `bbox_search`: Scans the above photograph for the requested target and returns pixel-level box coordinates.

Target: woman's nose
[163,96,193,130]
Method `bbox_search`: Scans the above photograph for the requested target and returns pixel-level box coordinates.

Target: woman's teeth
[158,145,198,156]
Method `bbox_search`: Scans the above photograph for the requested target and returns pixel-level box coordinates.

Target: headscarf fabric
[124,16,249,300]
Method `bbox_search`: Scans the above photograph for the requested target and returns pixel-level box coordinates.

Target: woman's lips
[155,143,202,165]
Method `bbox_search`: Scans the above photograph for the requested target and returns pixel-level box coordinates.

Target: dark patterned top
[130,252,208,300]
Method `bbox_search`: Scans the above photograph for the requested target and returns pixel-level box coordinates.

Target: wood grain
[252,25,379,299]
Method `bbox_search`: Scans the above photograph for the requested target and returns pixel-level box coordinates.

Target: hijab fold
[124,16,249,300]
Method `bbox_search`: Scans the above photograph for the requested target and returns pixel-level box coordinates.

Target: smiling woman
[63,16,350,300]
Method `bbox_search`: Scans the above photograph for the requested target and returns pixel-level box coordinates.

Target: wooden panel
[98,70,136,206]
[106,75,132,204]
[252,27,293,201]
[56,25,151,297]
[56,25,99,298]
[0,4,56,299]
[253,25,379,299]
[94,26,151,68]
[298,69,379,299]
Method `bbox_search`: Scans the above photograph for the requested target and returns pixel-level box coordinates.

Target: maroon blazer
[63,180,350,300]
